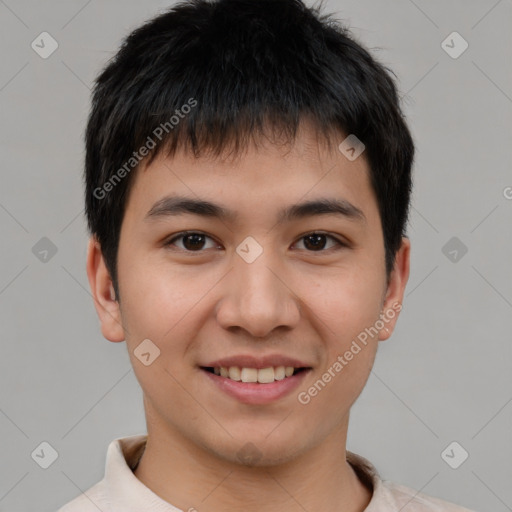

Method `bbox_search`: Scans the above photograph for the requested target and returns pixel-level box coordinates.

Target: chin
[208,434,310,468]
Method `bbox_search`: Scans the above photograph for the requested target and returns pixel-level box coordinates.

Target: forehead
[123,126,379,229]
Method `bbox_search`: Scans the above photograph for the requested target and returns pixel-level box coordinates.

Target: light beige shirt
[57,435,476,512]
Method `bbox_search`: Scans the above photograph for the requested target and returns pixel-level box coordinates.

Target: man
[58,0,476,510]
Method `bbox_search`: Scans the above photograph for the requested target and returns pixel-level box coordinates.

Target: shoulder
[56,434,148,512]
[382,480,477,511]
[56,480,109,512]
[346,451,477,512]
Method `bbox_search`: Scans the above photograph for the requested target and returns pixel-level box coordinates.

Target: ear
[86,236,125,342]
[378,237,410,341]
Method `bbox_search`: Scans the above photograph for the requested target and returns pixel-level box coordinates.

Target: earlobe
[378,237,411,341]
[86,237,125,343]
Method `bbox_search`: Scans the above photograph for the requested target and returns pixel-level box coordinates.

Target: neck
[133,417,372,512]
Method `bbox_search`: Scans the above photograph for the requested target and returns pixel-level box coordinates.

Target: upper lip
[201,355,312,370]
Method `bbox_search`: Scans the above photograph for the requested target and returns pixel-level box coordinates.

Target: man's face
[90,125,409,466]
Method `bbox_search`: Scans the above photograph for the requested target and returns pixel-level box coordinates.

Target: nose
[215,250,302,339]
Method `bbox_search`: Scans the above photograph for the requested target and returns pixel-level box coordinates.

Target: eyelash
[163,230,347,253]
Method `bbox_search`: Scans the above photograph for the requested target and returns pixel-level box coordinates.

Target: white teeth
[257,367,275,383]
[274,366,286,380]
[212,365,300,383]
[228,366,241,381]
[240,367,258,383]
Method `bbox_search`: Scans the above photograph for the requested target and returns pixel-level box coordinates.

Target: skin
[87,122,410,512]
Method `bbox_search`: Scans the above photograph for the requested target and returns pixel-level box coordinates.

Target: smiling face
[88,123,410,467]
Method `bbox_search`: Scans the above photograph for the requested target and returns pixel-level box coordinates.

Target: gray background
[0,0,511,511]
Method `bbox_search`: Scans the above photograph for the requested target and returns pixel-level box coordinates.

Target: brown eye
[294,233,344,252]
[165,232,218,252]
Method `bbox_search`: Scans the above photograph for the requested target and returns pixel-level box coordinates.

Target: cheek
[300,265,383,391]
[117,261,224,403]
[295,277,381,426]
[118,257,208,340]
[305,262,385,334]
[117,264,201,414]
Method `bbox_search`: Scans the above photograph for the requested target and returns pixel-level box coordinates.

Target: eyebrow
[145,195,366,224]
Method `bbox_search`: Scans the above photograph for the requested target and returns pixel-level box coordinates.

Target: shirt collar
[104,434,398,511]
[105,434,181,512]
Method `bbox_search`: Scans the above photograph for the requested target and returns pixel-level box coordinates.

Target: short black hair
[85,0,414,299]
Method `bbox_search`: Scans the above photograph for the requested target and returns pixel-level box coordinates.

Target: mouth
[201,365,310,383]
[200,365,312,405]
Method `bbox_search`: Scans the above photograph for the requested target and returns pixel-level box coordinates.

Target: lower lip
[201,368,311,405]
